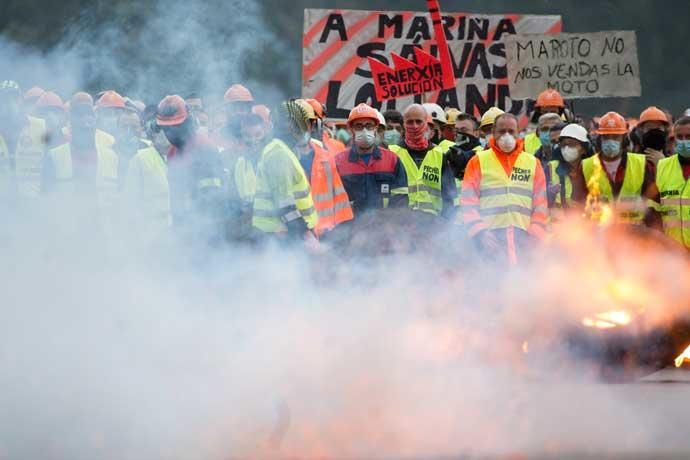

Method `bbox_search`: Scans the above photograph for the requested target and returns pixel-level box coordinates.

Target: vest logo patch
[661,190,680,198]
[422,164,440,183]
[511,167,531,183]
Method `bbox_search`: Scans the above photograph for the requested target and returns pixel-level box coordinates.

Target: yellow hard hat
[479,107,505,129]
[445,108,463,125]
[294,98,317,121]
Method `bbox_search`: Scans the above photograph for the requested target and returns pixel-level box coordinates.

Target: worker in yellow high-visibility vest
[648,116,690,248]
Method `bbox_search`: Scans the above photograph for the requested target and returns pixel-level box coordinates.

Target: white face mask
[355,128,376,149]
[561,145,580,163]
[497,133,516,153]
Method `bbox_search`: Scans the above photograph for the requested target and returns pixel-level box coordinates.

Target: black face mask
[455,132,481,151]
[163,125,190,148]
[642,128,667,151]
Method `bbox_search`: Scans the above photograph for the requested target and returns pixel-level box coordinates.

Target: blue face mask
[383,129,402,146]
[479,137,488,148]
[676,140,690,158]
[539,131,551,146]
[601,139,622,159]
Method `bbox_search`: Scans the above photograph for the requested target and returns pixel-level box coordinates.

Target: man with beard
[156,95,226,244]
[388,104,457,219]
[42,92,119,238]
[118,109,171,244]
[0,80,48,206]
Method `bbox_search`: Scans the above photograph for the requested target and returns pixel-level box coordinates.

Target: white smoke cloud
[1,1,690,459]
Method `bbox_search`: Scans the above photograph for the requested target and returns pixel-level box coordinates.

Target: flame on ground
[585,155,610,226]
[675,344,690,368]
[581,310,633,329]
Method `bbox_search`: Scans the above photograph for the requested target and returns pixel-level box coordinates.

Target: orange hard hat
[35,91,65,111]
[597,111,628,135]
[535,88,565,108]
[252,104,271,124]
[24,86,45,101]
[305,98,325,119]
[639,106,669,126]
[224,84,254,103]
[156,95,189,126]
[96,90,126,110]
[69,92,94,112]
[347,103,379,125]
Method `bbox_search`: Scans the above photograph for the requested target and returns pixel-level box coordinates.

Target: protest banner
[302,9,562,119]
[505,30,641,99]
[368,0,456,101]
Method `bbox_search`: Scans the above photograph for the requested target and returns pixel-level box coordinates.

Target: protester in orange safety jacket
[304,98,345,154]
[293,99,353,236]
[461,113,549,265]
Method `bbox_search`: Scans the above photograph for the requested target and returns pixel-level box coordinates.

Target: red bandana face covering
[405,124,429,150]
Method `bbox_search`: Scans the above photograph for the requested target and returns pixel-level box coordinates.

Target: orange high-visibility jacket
[322,132,345,155]
[461,137,549,264]
[310,140,353,235]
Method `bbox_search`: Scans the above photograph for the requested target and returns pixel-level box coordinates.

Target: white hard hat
[375,109,386,127]
[684,108,690,117]
[422,103,447,124]
[559,123,589,143]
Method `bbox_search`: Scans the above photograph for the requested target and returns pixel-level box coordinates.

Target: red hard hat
[252,104,271,124]
[156,95,189,126]
[597,111,628,135]
[24,86,45,102]
[36,91,65,111]
[69,92,94,113]
[347,103,379,125]
[224,84,254,103]
[305,98,325,119]
[535,88,565,108]
[96,90,126,110]
[638,106,669,126]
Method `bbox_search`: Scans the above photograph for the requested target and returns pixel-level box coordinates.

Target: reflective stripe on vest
[252,139,318,233]
[548,160,573,207]
[477,148,536,231]
[389,145,444,215]
[656,154,690,248]
[582,153,645,223]
[0,116,46,199]
[309,141,352,234]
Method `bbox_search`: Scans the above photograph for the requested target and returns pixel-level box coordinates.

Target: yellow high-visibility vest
[234,156,257,204]
[0,116,46,199]
[476,148,537,231]
[656,154,690,248]
[124,145,171,237]
[582,153,645,223]
[389,144,445,215]
[252,139,318,233]
[524,132,541,155]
